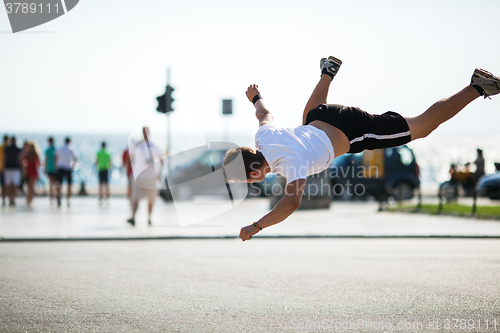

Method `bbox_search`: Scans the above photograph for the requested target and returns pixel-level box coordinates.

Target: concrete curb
[2,235,500,242]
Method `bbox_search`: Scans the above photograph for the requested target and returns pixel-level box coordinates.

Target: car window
[398,147,414,166]
[174,148,206,169]
[211,150,226,168]
[385,147,413,166]
[199,152,212,168]
[385,148,394,159]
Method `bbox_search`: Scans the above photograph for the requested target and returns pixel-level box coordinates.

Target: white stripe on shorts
[349,131,412,145]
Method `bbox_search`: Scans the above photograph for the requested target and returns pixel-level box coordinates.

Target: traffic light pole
[166,68,171,179]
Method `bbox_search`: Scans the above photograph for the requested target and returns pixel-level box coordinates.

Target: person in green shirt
[96,141,111,204]
[44,137,57,204]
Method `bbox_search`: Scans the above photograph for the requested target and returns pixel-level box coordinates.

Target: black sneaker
[320,56,343,79]
[56,196,61,207]
[127,218,135,226]
[471,68,500,99]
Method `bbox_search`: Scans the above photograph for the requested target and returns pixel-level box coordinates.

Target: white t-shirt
[255,124,334,184]
[56,144,76,170]
[130,140,163,180]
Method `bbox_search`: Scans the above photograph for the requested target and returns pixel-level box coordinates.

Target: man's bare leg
[302,57,342,125]
[48,177,55,203]
[302,74,332,125]
[1,183,6,206]
[67,184,72,206]
[99,184,103,202]
[8,184,15,205]
[406,86,481,141]
[55,180,62,207]
[301,58,351,156]
[147,200,154,225]
[127,200,138,225]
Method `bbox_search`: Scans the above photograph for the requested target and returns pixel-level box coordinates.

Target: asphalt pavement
[1,238,499,332]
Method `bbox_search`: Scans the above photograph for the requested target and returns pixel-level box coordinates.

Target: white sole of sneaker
[474,68,495,79]
[328,56,343,66]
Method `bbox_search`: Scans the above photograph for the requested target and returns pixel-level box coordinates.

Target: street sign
[222,99,232,115]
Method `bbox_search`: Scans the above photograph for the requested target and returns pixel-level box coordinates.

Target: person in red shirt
[122,148,133,201]
[23,142,40,207]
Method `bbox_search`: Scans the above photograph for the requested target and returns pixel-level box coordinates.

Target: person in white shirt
[127,127,164,226]
[55,137,77,207]
[222,56,500,241]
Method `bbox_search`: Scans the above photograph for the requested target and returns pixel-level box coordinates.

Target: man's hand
[246,84,260,103]
[237,179,305,241]
[239,224,260,241]
[247,84,273,126]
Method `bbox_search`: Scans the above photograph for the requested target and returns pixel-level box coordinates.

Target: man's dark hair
[222,147,265,182]
[102,141,106,148]
[65,137,71,144]
[3,135,8,142]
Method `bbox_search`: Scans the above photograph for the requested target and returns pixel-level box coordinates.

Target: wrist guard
[252,95,262,105]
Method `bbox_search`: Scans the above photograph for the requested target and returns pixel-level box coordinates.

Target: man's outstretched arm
[246,84,274,127]
[239,178,306,241]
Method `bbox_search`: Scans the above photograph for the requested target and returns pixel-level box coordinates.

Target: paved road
[1,197,500,240]
[1,238,499,332]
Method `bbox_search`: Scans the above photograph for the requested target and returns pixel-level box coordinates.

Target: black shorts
[57,168,72,185]
[98,170,109,184]
[47,171,58,178]
[0,172,3,186]
[305,104,412,154]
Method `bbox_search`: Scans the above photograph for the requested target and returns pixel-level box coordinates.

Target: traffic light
[156,85,174,113]
[166,85,174,112]
[156,93,166,113]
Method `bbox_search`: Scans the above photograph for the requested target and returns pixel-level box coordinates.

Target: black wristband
[252,94,262,105]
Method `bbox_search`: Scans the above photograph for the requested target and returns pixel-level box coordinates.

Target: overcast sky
[1,0,499,149]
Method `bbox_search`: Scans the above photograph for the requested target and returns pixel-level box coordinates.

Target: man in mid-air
[222,56,500,241]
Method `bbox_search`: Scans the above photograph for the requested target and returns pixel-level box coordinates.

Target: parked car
[329,145,420,202]
[476,163,500,200]
[159,142,270,201]
[268,170,332,210]
[159,143,243,201]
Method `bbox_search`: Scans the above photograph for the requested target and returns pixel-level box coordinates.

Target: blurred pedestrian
[18,140,30,194]
[24,142,40,207]
[44,137,57,204]
[0,135,9,206]
[474,148,485,182]
[122,147,132,201]
[127,127,163,226]
[3,136,22,206]
[55,137,77,207]
[96,141,111,204]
